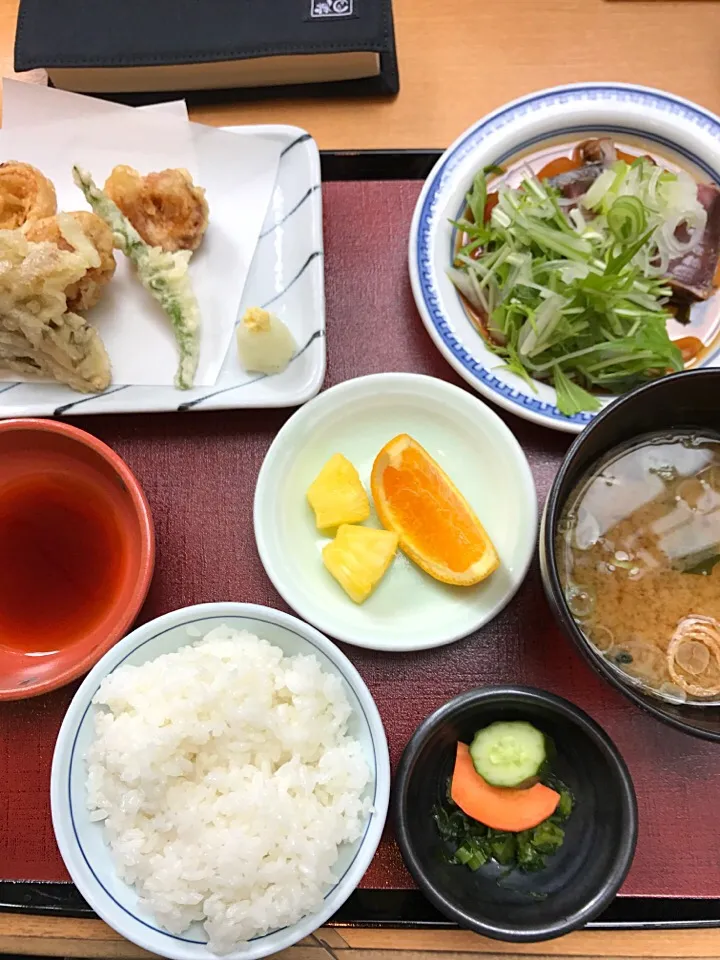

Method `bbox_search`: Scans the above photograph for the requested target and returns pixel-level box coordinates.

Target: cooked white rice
[86,626,372,953]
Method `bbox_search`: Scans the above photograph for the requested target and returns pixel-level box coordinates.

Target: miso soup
[557,431,720,703]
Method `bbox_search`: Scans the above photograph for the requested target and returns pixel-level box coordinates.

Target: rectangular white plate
[0,124,325,418]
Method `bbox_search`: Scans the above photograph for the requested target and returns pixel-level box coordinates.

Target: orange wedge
[370,434,499,586]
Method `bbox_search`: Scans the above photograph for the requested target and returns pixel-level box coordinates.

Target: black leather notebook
[14,0,398,100]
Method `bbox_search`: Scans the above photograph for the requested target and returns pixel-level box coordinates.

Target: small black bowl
[540,368,720,741]
[394,686,637,943]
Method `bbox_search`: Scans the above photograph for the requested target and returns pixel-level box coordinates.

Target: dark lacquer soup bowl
[541,368,720,741]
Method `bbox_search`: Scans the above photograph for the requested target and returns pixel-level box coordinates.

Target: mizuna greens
[447,158,710,415]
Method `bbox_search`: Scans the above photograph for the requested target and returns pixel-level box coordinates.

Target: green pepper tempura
[73,166,201,390]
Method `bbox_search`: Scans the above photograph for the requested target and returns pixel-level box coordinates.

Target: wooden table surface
[3,917,720,960]
[0,0,719,956]
[1,0,719,147]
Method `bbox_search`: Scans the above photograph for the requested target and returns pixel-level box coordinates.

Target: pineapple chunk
[307,453,370,529]
[323,524,399,604]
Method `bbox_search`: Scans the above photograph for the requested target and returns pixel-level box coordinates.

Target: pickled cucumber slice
[469,721,547,788]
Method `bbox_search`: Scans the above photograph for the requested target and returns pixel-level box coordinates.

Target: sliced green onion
[455,845,473,865]
[607,196,647,243]
[581,168,616,209]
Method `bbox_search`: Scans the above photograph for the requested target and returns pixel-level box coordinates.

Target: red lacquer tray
[2,169,720,927]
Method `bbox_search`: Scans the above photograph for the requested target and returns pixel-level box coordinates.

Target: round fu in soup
[557,431,720,704]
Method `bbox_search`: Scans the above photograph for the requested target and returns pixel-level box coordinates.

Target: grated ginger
[236,306,296,375]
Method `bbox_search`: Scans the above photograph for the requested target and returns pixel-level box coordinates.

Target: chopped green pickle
[433,733,575,884]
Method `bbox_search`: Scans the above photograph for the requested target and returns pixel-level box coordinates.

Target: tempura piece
[0,161,56,229]
[74,166,200,390]
[24,211,116,311]
[104,164,209,252]
[237,306,296,375]
[0,221,110,392]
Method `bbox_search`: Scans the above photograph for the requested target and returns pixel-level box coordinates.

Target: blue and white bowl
[50,603,390,960]
[409,83,720,433]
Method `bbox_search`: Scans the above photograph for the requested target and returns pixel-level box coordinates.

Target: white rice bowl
[86,627,371,952]
[51,604,389,960]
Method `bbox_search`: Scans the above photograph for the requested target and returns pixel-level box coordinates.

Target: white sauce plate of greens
[409,83,720,433]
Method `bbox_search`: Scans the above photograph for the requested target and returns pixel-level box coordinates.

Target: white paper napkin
[2,80,189,126]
